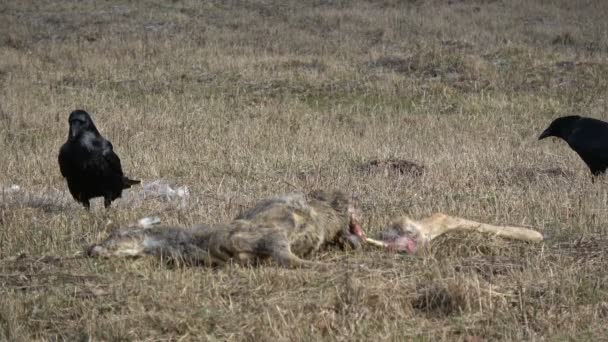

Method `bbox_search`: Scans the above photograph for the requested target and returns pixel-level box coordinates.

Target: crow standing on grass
[539,115,608,177]
[58,110,140,209]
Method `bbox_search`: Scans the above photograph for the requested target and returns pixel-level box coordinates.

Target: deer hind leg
[147,242,215,267]
[420,213,544,243]
[174,247,229,267]
[268,240,328,269]
[272,250,328,269]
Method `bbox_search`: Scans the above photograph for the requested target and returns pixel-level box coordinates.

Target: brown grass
[1,0,608,340]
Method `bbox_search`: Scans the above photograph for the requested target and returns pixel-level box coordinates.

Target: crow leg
[104,196,112,208]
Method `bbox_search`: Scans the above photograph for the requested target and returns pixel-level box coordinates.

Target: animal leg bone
[366,213,544,254]
[417,213,544,243]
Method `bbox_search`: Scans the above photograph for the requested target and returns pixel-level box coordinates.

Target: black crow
[539,115,608,176]
[58,110,140,209]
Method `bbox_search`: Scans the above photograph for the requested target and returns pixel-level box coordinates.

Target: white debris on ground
[2,184,21,194]
[137,216,161,228]
[0,184,75,212]
[1,180,191,210]
[138,180,190,201]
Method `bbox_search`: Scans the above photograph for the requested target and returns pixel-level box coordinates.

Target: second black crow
[539,115,608,176]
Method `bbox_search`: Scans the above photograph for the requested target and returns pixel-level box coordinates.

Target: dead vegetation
[1,0,608,340]
[494,166,575,186]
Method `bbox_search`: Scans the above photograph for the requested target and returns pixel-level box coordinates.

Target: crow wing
[101,140,125,177]
[58,143,75,178]
[568,121,608,174]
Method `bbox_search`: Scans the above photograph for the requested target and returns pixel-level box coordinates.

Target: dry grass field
[1,0,608,340]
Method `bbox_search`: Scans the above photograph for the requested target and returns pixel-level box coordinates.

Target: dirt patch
[412,282,466,316]
[552,32,576,46]
[358,158,425,177]
[441,39,474,52]
[281,59,327,73]
[366,56,414,74]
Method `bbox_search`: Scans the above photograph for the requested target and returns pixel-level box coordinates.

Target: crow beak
[538,129,551,140]
[69,121,81,140]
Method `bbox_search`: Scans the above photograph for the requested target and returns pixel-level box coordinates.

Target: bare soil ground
[1,0,608,340]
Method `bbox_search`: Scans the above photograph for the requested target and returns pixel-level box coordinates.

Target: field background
[1,0,608,340]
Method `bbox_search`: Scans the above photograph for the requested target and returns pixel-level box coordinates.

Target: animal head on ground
[86,227,147,258]
[379,217,422,254]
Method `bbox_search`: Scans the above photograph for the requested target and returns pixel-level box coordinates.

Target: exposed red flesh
[349,221,366,238]
[385,236,417,254]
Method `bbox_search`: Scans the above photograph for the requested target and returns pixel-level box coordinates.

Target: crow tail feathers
[123,177,141,188]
